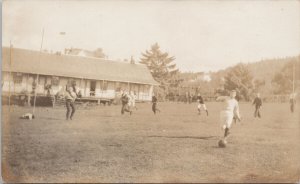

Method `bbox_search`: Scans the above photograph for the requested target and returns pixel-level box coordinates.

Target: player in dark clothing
[65,85,77,120]
[289,93,296,113]
[197,93,208,116]
[121,91,132,115]
[152,94,160,114]
[188,92,192,104]
[253,93,262,118]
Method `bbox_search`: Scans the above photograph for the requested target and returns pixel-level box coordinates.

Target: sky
[2,0,300,72]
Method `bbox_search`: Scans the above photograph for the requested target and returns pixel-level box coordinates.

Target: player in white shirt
[20,113,35,120]
[129,91,138,110]
[220,90,241,140]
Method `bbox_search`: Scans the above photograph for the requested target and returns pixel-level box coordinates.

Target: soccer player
[65,85,77,120]
[188,92,192,104]
[152,94,160,114]
[196,93,208,116]
[233,93,240,123]
[220,90,241,141]
[20,113,35,120]
[129,91,138,110]
[289,93,296,113]
[253,93,262,118]
[121,91,132,115]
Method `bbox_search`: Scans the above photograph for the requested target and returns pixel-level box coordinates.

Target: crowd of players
[19,83,296,147]
[36,85,295,147]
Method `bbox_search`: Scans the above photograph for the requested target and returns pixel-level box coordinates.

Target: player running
[219,90,241,141]
[196,93,208,116]
[121,91,132,115]
[252,93,262,118]
[152,94,160,114]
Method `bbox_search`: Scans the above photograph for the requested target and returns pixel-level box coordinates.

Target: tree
[224,63,254,100]
[253,79,265,92]
[140,43,179,89]
[272,58,300,94]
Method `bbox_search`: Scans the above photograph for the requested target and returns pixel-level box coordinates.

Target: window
[101,80,108,91]
[39,76,46,85]
[13,73,22,84]
[51,76,60,86]
[67,78,76,87]
[71,79,76,86]
[115,82,121,92]
[144,85,150,92]
[120,82,128,91]
[140,85,144,93]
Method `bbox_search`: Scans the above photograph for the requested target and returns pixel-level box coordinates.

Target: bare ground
[2,102,300,183]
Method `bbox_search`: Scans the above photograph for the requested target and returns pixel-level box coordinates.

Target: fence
[262,95,294,103]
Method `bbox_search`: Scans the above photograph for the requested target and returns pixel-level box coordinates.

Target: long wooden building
[2,47,158,103]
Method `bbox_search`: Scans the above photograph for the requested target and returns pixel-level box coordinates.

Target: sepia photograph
[1,0,300,183]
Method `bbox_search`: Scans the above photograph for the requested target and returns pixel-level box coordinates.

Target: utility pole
[9,41,12,112]
[32,28,45,115]
[292,61,295,94]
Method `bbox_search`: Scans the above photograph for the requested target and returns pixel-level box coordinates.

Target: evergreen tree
[140,43,179,88]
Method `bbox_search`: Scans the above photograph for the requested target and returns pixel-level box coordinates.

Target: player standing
[233,92,240,123]
[253,93,262,118]
[65,85,77,120]
[129,91,138,110]
[196,93,208,116]
[289,93,296,113]
[219,90,241,141]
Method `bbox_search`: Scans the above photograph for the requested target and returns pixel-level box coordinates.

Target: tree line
[63,43,299,101]
[139,43,299,101]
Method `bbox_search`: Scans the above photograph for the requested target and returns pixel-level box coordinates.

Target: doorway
[90,80,96,96]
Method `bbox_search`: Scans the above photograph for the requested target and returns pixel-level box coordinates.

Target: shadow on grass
[147,135,217,140]
[39,117,62,121]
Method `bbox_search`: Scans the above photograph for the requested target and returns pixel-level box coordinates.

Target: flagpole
[32,28,45,115]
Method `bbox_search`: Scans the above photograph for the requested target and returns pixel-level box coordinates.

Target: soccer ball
[218,139,227,148]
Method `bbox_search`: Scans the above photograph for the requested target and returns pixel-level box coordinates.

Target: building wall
[26,74,35,93]
[2,72,11,93]
[2,72,154,101]
[2,72,36,94]
[85,80,90,97]
[95,81,101,97]
[105,81,116,98]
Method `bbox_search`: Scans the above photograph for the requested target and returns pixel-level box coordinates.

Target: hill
[178,56,299,95]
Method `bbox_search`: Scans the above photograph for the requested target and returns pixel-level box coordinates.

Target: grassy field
[2,102,300,183]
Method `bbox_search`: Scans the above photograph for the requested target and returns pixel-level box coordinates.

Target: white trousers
[220,110,234,129]
[128,101,135,107]
[197,104,207,110]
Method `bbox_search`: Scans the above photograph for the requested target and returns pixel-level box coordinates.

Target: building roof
[2,47,159,85]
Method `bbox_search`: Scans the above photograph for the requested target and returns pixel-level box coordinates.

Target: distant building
[2,47,158,102]
[64,47,106,58]
[180,72,211,83]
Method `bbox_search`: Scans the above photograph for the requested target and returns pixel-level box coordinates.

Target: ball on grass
[218,139,227,148]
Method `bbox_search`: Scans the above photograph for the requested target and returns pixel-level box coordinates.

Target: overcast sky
[3,0,300,72]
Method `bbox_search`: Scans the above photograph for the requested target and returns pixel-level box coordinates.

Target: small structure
[2,47,158,106]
